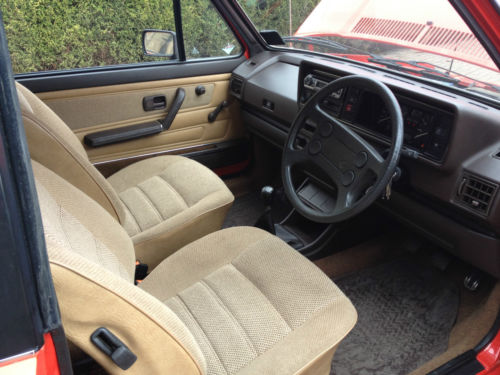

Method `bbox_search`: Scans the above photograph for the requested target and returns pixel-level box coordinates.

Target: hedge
[1,0,319,74]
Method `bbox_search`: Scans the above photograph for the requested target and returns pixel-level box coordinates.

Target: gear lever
[255,186,276,234]
[261,186,274,206]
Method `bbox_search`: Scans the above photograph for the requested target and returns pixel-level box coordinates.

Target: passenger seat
[16,83,234,268]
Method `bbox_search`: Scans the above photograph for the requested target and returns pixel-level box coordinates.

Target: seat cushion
[108,155,234,268]
[140,226,357,375]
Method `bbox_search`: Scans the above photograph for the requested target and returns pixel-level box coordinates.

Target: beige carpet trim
[314,237,500,375]
[409,282,500,375]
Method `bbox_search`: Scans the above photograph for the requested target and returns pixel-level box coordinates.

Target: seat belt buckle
[90,327,137,370]
[135,260,148,284]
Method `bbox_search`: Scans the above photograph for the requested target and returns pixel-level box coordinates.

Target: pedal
[430,251,452,271]
[400,236,424,254]
[464,270,483,291]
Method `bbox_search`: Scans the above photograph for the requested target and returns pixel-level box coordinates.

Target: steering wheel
[282,75,403,223]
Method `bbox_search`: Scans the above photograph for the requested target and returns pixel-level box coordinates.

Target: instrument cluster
[300,72,454,162]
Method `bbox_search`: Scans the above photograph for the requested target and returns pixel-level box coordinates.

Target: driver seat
[33,160,357,374]
[16,82,234,268]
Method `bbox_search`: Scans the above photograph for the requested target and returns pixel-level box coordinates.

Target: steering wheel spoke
[314,153,345,185]
[335,169,376,211]
[315,104,384,166]
[352,169,377,199]
[335,185,351,211]
[284,146,310,167]
[285,144,345,188]
[364,152,385,176]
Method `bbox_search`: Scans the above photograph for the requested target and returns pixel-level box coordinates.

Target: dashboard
[230,51,500,277]
[299,67,454,163]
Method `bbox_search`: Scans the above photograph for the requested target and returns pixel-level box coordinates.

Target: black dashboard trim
[232,51,500,259]
[297,61,456,165]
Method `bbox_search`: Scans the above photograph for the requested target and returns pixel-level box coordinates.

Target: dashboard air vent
[230,76,243,97]
[457,174,498,215]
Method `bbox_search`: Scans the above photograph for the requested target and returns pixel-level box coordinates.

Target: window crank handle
[208,100,229,123]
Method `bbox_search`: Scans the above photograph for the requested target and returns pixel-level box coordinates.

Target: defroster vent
[457,173,498,215]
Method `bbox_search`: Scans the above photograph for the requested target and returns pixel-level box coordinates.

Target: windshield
[237,0,500,103]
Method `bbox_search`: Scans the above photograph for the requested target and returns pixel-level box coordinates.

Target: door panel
[35,73,246,165]
[37,74,227,130]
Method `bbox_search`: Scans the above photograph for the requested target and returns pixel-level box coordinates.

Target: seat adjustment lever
[91,327,137,370]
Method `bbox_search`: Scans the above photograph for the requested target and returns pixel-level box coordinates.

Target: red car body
[0,0,498,374]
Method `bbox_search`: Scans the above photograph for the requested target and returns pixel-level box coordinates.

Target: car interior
[4,0,500,374]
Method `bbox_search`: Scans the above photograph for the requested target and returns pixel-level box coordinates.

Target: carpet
[331,258,459,375]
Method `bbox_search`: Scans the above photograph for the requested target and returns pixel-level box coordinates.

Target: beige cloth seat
[16,83,234,268]
[33,160,357,375]
[107,154,234,267]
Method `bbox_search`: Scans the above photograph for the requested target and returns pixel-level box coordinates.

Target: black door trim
[16,56,246,93]
[0,15,73,373]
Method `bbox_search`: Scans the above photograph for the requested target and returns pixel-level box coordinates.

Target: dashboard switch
[262,99,274,111]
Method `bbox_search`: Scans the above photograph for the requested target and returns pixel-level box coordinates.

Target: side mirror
[142,29,177,58]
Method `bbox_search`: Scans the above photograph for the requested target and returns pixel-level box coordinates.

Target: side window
[182,0,242,60]
[1,0,242,74]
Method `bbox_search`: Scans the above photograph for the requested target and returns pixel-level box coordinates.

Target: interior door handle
[160,88,185,131]
[143,95,166,111]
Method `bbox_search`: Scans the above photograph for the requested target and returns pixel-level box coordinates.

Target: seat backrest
[17,83,126,224]
[33,160,206,375]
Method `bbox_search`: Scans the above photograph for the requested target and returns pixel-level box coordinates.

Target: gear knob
[260,186,274,206]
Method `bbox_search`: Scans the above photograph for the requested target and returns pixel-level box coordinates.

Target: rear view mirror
[142,30,177,58]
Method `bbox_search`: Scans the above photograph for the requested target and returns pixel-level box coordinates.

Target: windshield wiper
[368,57,500,94]
[283,36,365,55]
[282,38,500,96]
[284,39,469,85]
[368,57,462,85]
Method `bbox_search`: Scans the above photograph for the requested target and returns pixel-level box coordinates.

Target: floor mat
[222,192,265,228]
[331,258,459,375]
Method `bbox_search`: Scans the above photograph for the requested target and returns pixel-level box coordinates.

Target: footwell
[222,192,265,228]
[331,258,459,375]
